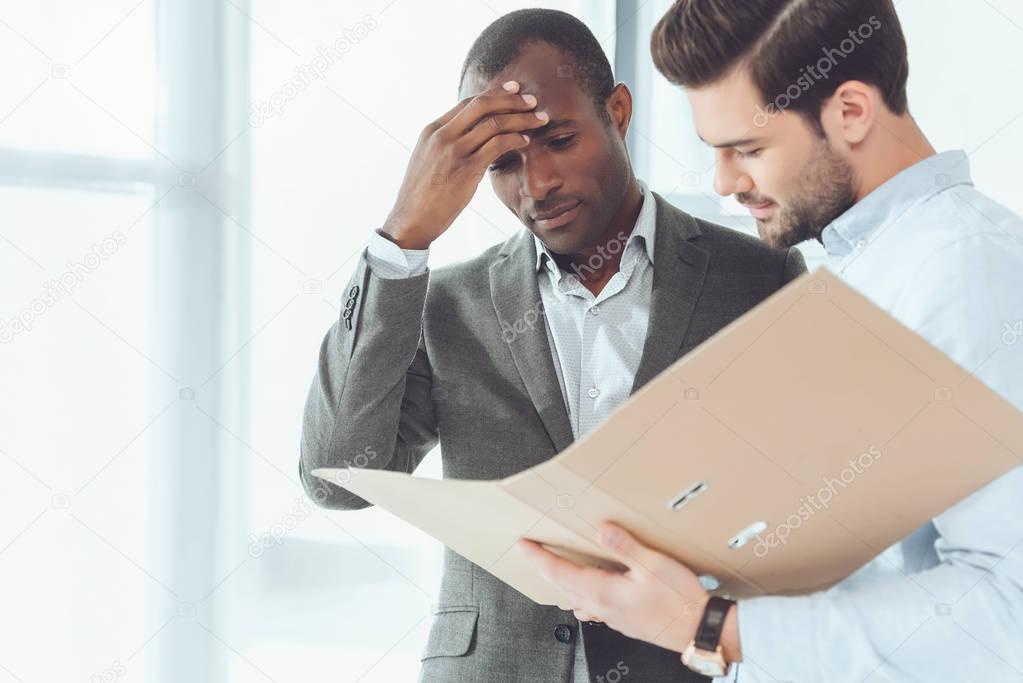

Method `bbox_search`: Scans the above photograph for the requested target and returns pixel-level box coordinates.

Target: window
[0,3,160,681]
[8,2,1017,681]
[2,1,610,682]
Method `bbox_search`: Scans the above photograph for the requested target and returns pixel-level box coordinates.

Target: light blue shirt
[731,151,1023,682]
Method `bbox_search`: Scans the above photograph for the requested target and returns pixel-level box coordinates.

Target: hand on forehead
[461,42,588,114]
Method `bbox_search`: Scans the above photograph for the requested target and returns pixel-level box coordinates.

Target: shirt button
[554,623,574,643]
[587,387,600,399]
[589,306,599,316]
[855,239,867,251]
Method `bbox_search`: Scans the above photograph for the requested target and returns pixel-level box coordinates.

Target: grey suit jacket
[300,193,806,682]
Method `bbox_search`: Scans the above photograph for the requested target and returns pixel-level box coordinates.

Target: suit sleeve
[298,249,438,510]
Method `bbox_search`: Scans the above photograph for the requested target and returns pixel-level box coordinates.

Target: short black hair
[459,9,616,123]
[651,0,909,134]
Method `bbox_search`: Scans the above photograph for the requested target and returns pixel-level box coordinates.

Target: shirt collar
[821,150,974,259]
[534,179,656,274]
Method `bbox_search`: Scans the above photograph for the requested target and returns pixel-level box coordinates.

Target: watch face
[690,657,727,677]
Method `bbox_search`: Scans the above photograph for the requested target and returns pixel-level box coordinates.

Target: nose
[713,154,754,197]
[518,152,562,203]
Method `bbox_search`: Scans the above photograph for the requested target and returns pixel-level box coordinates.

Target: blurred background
[1,0,1021,680]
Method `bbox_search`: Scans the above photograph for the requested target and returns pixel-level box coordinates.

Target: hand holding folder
[313,268,1023,605]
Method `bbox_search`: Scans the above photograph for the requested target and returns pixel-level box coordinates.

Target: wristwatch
[681,596,736,677]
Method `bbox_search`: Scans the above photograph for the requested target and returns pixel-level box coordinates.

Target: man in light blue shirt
[728,151,1023,683]
[518,1,1023,681]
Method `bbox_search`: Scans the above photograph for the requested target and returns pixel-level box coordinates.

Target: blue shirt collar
[821,150,974,258]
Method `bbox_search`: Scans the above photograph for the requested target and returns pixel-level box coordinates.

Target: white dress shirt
[365,181,658,682]
[731,151,1023,683]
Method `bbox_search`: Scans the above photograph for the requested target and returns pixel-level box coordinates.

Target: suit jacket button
[344,297,356,310]
[342,308,353,320]
[344,319,352,331]
[554,624,574,643]
[349,285,360,298]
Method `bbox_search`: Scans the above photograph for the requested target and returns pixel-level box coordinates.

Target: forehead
[462,41,593,117]
[686,66,769,145]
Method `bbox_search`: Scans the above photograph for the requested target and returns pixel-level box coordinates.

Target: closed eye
[489,134,577,173]
[547,134,576,150]
[489,154,518,173]
[736,148,763,159]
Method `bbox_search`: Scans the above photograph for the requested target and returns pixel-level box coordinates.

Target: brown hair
[651,0,910,133]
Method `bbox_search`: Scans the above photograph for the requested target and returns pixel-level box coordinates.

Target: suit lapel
[630,193,710,394]
[487,193,709,450]
[489,232,575,454]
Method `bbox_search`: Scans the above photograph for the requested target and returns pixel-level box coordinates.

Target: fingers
[517,540,585,591]
[433,97,478,129]
[573,610,603,623]
[469,130,531,172]
[459,110,549,156]
[516,539,566,574]
[430,82,516,129]
[596,522,667,574]
[516,539,619,599]
[442,82,538,137]
[423,81,544,174]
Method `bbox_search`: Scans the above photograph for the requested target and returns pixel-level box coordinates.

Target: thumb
[598,522,664,572]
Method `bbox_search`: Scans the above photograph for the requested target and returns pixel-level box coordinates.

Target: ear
[605,82,633,138]
[822,80,876,147]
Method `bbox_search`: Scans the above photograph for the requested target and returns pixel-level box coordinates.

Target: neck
[853,113,937,202]
[552,178,644,291]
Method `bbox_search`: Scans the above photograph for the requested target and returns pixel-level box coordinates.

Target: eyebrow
[530,118,576,138]
[698,135,763,149]
[489,120,578,168]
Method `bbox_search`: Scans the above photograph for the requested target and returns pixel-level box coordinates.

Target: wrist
[719,601,742,663]
[684,593,711,648]
[380,222,432,251]
[680,595,739,676]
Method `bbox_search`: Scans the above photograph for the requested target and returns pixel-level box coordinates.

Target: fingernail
[535,111,549,122]
[503,80,519,92]
[522,94,537,106]
[521,134,530,143]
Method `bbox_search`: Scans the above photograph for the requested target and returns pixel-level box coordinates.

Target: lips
[742,201,776,220]
[533,200,581,222]
[532,200,582,229]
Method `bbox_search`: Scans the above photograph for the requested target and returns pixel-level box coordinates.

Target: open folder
[313,268,1022,606]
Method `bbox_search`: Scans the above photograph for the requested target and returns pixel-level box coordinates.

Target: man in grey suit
[300,9,804,683]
